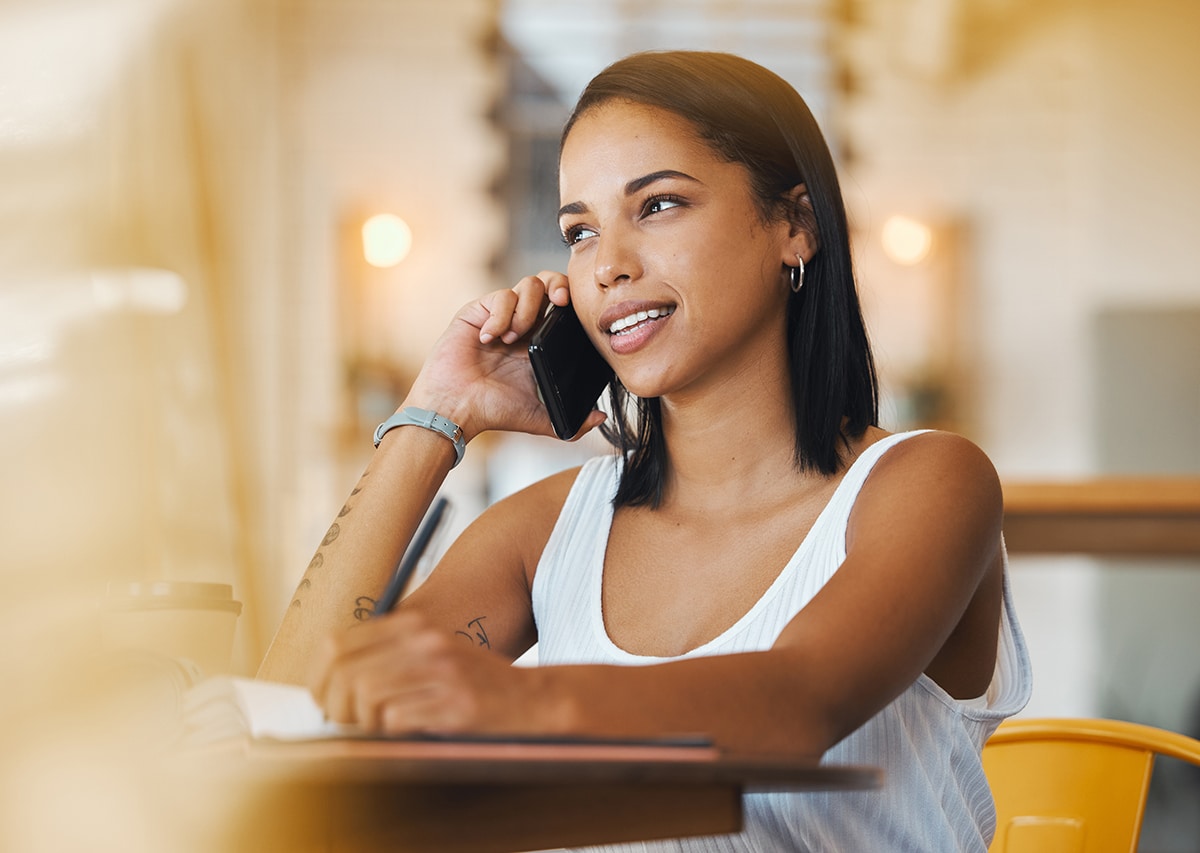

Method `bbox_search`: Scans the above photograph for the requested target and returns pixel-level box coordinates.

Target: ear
[781,183,819,265]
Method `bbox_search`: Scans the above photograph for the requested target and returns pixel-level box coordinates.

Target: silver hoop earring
[790,254,805,293]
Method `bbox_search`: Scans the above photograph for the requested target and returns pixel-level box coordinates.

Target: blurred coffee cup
[102,581,242,678]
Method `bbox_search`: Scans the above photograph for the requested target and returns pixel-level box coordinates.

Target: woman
[259,51,1031,850]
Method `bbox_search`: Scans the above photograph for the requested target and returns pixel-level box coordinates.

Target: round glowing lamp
[362,214,413,268]
[881,215,933,266]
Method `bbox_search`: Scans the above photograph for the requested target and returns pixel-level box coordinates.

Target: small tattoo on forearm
[338,503,352,518]
[455,617,490,649]
[289,577,313,610]
[307,553,324,571]
[322,524,341,546]
[353,596,377,622]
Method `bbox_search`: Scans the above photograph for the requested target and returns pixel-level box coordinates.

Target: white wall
[264,0,505,654]
[841,0,1200,718]
[0,0,504,678]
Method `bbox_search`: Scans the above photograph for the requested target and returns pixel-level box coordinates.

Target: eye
[643,194,684,216]
[561,224,597,246]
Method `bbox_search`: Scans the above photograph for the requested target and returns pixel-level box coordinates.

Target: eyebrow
[557,169,700,220]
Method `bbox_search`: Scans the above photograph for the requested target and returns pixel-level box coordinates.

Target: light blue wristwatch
[373,406,466,468]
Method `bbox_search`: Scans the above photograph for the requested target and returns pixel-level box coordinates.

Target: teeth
[608,306,675,334]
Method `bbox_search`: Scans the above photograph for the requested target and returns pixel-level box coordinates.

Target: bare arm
[542,431,1004,755]
[257,272,600,685]
[255,427,458,684]
[310,431,1005,756]
[391,465,581,661]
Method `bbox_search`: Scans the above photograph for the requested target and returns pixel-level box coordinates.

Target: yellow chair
[982,717,1200,853]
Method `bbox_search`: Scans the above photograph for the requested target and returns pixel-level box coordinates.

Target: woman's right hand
[399,271,605,443]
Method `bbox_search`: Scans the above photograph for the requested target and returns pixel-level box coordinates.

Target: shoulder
[475,462,597,583]
[484,464,581,532]
[866,429,999,482]
[847,430,1003,547]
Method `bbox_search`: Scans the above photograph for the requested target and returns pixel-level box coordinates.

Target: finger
[500,276,552,344]
[319,661,362,724]
[569,409,609,441]
[338,656,449,731]
[307,613,415,705]
[320,614,461,727]
[536,270,571,307]
[354,677,442,732]
[307,630,355,706]
[515,272,551,299]
[375,667,486,736]
[375,691,437,735]
[319,637,422,726]
[477,288,520,344]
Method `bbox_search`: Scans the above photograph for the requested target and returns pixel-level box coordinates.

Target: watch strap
[373,407,466,467]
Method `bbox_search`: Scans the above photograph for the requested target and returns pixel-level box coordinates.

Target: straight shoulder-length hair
[561,50,879,508]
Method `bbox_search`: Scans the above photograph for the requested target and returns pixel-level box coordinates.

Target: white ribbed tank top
[531,430,1032,852]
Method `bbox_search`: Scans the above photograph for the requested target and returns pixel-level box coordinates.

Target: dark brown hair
[563,51,878,508]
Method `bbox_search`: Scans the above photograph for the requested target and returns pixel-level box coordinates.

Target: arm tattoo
[292,473,367,613]
[353,596,377,622]
[455,617,490,649]
[289,577,312,609]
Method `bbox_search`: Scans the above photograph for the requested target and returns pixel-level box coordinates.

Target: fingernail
[501,331,519,344]
[479,332,495,344]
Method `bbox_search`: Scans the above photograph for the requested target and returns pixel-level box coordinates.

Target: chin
[614,377,669,402]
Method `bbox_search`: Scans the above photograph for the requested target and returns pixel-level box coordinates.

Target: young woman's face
[558,100,803,402]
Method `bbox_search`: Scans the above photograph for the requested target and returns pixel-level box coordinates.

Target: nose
[591,227,642,289]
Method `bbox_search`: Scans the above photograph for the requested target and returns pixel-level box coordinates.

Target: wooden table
[1002,477,1200,556]
[167,737,881,853]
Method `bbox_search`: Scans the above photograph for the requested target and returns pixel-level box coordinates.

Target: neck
[655,355,811,510]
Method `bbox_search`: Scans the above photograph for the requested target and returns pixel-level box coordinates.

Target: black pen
[373,496,451,616]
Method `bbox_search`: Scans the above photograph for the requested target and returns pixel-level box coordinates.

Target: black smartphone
[528,302,614,440]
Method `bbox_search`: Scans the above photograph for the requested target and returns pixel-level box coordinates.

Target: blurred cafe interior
[1,0,1198,849]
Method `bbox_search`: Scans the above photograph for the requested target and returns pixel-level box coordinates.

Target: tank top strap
[820,430,934,527]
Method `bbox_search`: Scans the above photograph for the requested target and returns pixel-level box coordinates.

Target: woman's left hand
[307,610,545,735]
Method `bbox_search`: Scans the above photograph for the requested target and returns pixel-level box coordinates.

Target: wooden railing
[1002,478,1200,556]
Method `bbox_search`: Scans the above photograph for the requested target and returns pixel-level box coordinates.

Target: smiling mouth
[607,306,676,335]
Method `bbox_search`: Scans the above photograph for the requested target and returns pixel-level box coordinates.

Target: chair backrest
[982,717,1200,853]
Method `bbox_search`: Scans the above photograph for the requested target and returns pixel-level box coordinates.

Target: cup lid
[105,581,243,614]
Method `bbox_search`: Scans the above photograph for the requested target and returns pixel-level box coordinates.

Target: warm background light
[362,213,412,267]
[3,9,1198,846]
[881,214,933,266]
